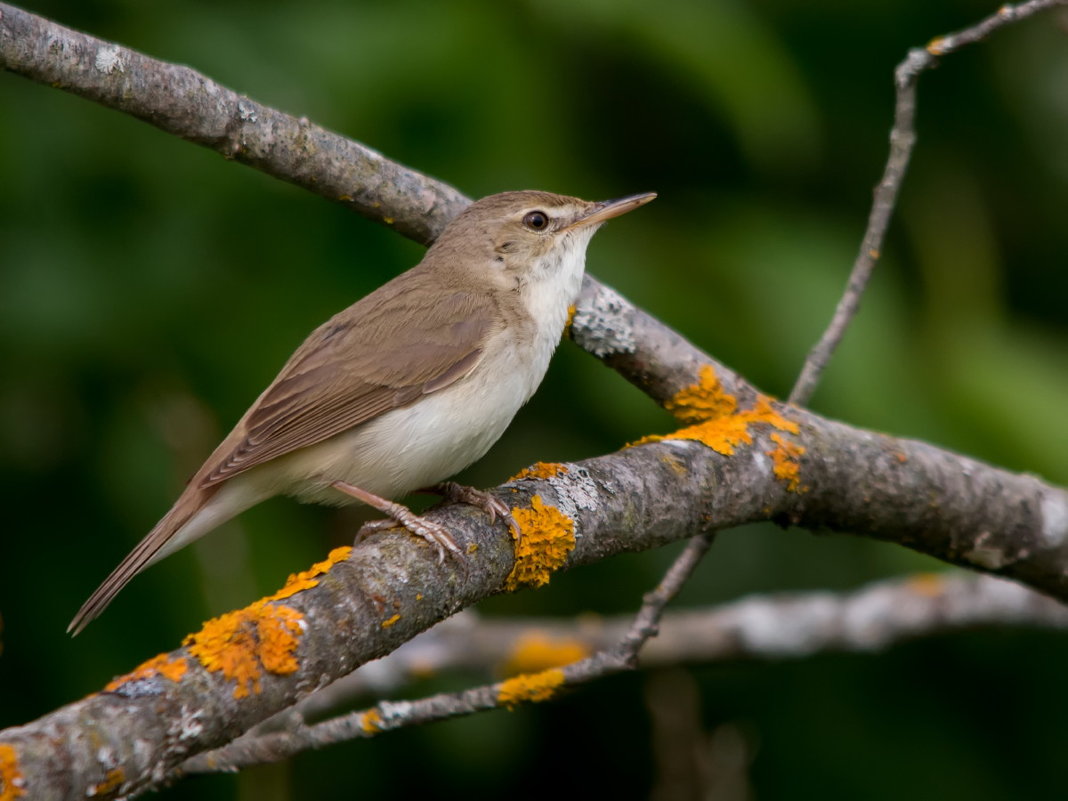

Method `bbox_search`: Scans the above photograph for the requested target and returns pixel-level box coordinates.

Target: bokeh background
[2,0,1067,798]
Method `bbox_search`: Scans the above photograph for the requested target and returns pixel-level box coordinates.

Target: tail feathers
[68,490,212,636]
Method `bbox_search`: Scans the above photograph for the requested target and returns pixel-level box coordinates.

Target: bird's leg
[419,481,521,541]
[332,481,462,562]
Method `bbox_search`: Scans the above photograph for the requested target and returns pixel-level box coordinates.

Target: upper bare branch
[788,0,1068,405]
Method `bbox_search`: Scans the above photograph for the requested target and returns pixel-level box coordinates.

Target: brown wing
[197,277,499,487]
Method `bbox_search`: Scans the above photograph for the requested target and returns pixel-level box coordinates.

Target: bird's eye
[523,210,550,231]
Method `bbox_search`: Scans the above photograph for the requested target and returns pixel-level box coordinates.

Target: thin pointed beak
[564,191,657,231]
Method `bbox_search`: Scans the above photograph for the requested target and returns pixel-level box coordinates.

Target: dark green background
[2,1,1066,798]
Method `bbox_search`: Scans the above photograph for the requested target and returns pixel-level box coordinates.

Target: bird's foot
[420,481,520,541]
[332,480,462,563]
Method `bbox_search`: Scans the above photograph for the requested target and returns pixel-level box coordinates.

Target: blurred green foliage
[2,1,1067,799]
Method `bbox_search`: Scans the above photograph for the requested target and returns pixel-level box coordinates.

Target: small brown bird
[69,189,656,635]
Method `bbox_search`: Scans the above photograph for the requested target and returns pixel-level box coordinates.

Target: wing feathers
[198,285,499,487]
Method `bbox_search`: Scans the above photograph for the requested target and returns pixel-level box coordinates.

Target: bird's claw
[423,481,520,541]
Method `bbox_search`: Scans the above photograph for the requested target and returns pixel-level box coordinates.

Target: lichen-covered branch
[181,569,1068,772]
[263,569,1068,724]
[3,353,1067,796]
[181,534,716,774]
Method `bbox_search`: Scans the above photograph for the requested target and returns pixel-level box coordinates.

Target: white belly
[245,330,554,506]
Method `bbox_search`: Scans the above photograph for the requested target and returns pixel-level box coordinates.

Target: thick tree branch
[185,570,1068,772]
[180,534,717,774]
[3,359,1066,796]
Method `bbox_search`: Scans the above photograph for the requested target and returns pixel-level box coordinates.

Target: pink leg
[332,481,462,562]
[420,481,520,540]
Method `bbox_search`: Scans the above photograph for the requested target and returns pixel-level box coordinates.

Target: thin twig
[788,0,1068,406]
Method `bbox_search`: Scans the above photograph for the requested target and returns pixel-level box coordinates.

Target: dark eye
[523,210,549,231]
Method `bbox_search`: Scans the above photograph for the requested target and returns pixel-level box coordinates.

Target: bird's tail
[68,487,217,636]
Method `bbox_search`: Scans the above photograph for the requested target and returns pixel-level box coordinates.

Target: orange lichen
[767,432,806,492]
[92,768,125,797]
[906,573,946,598]
[501,631,589,676]
[505,496,576,592]
[104,653,189,692]
[267,546,352,602]
[510,462,570,481]
[360,709,383,734]
[0,744,24,801]
[184,602,304,699]
[380,614,401,628]
[638,366,799,456]
[179,548,351,698]
[664,364,738,424]
[498,668,566,709]
[926,36,947,55]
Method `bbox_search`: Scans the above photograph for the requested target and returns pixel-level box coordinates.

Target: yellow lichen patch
[510,462,570,482]
[360,709,383,734]
[179,547,348,697]
[267,546,352,602]
[104,652,189,692]
[183,601,304,699]
[767,432,806,492]
[380,614,401,628]
[906,573,946,598]
[0,744,24,801]
[505,496,576,592]
[498,668,566,709]
[501,631,590,677]
[92,768,125,797]
[926,36,947,55]
[638,366,799,458]
[664,364,738,424]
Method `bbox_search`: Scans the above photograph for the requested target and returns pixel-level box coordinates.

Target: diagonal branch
[181,569,1068,772]
[787,0,1068,405]
[2,356,1066,796]
[0,3,466,245]
[180,535,717,774]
